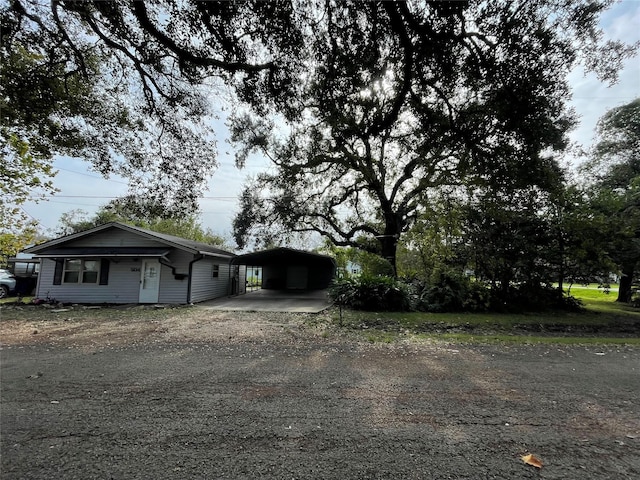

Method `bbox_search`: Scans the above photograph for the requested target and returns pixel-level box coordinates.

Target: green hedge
[329,275,415,312]
[329,273,582,313]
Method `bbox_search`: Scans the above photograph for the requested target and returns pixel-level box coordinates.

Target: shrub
[462,281,493,312]
[329,275,415,311]
[329,274,581,313]
[416,271,490,313]
[491,283,583,312]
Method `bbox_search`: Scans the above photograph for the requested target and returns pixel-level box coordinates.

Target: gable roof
[24,222,235,258]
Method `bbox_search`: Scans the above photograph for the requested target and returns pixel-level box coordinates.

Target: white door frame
[139,259,161,303]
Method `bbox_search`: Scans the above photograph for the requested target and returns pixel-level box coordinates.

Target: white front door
[139,259,161,303]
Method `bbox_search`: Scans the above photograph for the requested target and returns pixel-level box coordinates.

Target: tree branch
[131,2,275,74]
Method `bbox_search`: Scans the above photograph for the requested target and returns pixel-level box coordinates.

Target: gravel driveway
[1,307,639,479]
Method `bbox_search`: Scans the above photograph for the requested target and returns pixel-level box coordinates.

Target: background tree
[3,1,636,280]
[396,188,465,282]
[543,181,616,295]
[462,185,555,297]
[0,219,39,267]
[0,134,56,260]
[582,98,640,303]
[317,240,394,278]
[232,1,633,273]
[54,198,230,249]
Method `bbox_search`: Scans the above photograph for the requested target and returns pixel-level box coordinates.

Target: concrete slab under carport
[199,289,332,313]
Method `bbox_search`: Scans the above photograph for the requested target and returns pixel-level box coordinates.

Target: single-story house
[23,222,245,304]
[232,247,336,290]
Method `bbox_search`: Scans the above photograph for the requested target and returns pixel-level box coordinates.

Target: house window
[212,264,219,278]
[63,259,100,284]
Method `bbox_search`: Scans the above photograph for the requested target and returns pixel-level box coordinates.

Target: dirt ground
[1,305,639,479]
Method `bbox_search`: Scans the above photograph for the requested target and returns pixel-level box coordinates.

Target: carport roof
[232,247,336,267]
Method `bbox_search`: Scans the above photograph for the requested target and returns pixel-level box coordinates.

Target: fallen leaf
[521,453,543,469]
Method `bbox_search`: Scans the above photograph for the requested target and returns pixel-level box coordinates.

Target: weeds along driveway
[1,308,639,479]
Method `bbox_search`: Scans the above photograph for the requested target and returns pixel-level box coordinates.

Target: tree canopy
[231,0,633,271]
[2,1,636,281]
[1,0,305,218]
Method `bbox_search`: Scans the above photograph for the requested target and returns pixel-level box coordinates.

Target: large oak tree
[231,0,633,272]
[2,1,635,273]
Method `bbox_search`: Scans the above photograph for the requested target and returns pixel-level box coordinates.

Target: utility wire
[48,195,237,200]
[54,166,130,185]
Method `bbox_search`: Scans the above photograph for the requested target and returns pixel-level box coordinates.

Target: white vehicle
[0,269,17,298]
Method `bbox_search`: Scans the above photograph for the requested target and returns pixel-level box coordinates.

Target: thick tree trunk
[617,264,635,303]
[378,234,399,277]
[377,210,402,277]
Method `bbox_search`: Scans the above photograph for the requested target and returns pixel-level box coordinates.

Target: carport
[204,247,336,312]
[232,247,336,291]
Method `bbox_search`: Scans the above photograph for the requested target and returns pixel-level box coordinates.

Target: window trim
[212,264,220,278]
[62,258,101,284]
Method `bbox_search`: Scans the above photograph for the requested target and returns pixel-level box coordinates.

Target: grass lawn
[0,296,35,305]
[3,288,638,345]
[333,286,640,345]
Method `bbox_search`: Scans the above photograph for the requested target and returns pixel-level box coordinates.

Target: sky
[19,1,640,242]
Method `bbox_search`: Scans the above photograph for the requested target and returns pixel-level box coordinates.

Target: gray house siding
[36,254,198,304]
[34,230,192,304]
[71,229,164,248]
[190,259,231,303]
[157,249,191,304]
[36,258,141,304]
[27,223,237,305]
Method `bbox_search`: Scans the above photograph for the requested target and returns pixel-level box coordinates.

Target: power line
[48,195,238,200]
[54,166,130,185]
[20,206,53,230]
[45,199,104,207]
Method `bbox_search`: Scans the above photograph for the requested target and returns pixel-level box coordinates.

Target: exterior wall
[262,264,287,289]
[261,262,334,290]
[72,229,164,248]
[36,252,192,303]
[308,264,336,289]
[36,258,140,304]
[157,249,191,304]
[33,228,236,304]
[224,264,247,296]
[36,250,195,305]
[189,258,231,303]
